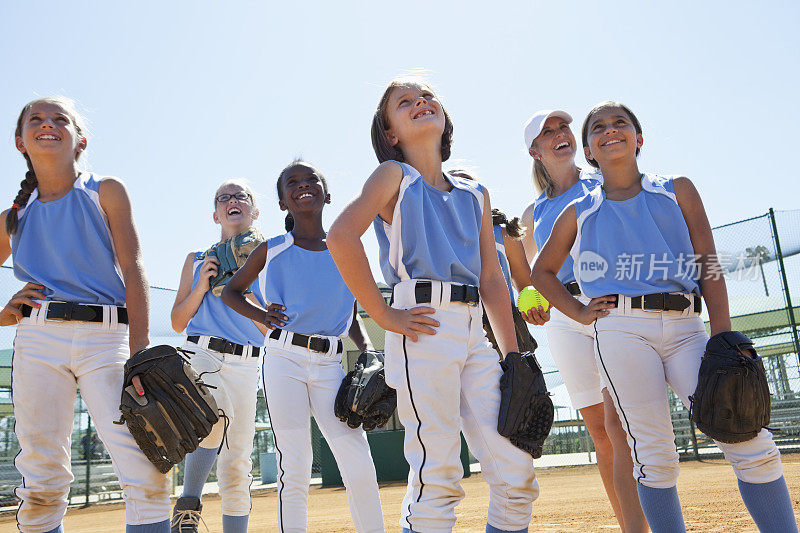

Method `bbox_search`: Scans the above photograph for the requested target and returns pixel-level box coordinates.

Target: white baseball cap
[523,109,573,150]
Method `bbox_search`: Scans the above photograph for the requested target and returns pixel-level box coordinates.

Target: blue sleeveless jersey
[493,224,514,301]
[570,174,701,298]
[373,161,485,287]
[532,171,600,284]
[186,251,266,346]
[11,173,126,305]
[258,233,355,337]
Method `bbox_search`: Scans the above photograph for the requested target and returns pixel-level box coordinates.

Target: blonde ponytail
[532,159,556,198]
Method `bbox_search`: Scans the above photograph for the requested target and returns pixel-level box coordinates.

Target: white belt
[392,279,481,310]
[188,335,260,359]
[612,293,701,317]
[266,328,344,359]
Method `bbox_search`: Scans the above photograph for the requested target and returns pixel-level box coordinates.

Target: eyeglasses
[215,192,251,203]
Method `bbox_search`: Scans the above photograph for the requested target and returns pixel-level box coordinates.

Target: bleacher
[69,460,123,503]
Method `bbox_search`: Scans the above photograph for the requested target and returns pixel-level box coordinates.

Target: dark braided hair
[6,158,38,236]
[492,208,526,239]
[276,159,329,232]
[7,97,86,235]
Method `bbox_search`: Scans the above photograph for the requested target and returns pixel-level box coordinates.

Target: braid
[491,207,526,239]
[491,208,508,227]
[284,213,295,232]
[504,216,526,239]
[6,157,38,235]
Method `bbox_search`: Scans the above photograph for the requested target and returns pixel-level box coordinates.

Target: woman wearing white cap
[520,110,647,532]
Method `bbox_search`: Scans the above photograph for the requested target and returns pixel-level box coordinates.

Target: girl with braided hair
[0,97,171,532]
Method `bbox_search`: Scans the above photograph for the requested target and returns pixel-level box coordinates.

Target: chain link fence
[0,209,798,507]
[671,209,800,458]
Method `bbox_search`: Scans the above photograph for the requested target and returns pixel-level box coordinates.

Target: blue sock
[737,476,798,532]
[487,524,527,532]
[222,514,250,533]
[181,445,218,498]
[636,483,686,533]
[126,519,169,532]
[43,527,63,533]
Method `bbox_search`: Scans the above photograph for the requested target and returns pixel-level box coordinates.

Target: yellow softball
[517,286,550,313]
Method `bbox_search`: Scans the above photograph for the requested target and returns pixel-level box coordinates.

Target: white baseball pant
[545,295,604,410]
[594,301,784,489]
[386,279,538,533]
[262,331,384,533]
[12,304,170,533]
[181,339,260,516]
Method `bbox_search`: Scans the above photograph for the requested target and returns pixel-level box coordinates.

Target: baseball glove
[116,345,220,473]
[498,351,554,458]
[207,228,264,296]
[689,331,770,443]
[334,351,397,432]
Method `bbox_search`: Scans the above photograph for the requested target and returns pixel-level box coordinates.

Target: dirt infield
[3,458,798,531]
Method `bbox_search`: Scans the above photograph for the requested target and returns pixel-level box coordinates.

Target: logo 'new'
[578,250,608,282]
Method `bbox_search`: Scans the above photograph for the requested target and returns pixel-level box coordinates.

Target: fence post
[689,418,700,461]
[575,410,592,463]
[768,208,800,368]
[83,415,92,508]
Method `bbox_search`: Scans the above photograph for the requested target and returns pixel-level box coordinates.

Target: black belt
[414,281,480,306]
[269,328,343,355]
[21,302,128,324]
[564,282,581,296]
[187,335,260,357]
[623,293,702,313]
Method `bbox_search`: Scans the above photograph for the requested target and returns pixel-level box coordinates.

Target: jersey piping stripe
[342,304,355,339]
[594,322,645,483]
[260,232,294,305]
[641,173,677,203]
[79,174,124,279]
[384,163,415,282]
[403,335,426,529]
[570,188,603,286]
[262,380,286,532]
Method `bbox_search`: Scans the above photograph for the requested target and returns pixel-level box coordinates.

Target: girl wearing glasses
[222,160,384,533]
[0,97,171,532]
[170,181,277,533]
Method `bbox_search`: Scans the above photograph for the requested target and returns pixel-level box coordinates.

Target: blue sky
[1,1,798,288]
